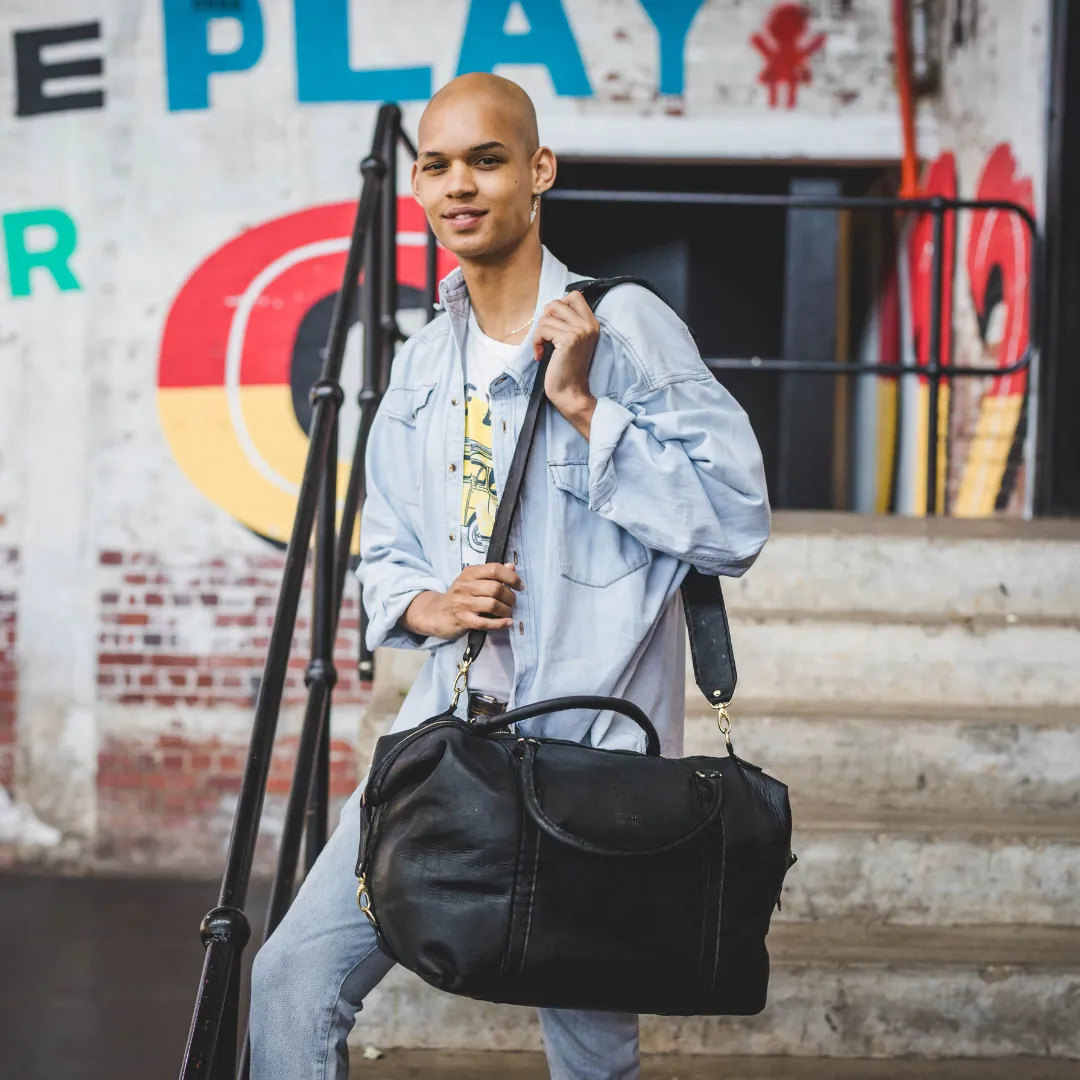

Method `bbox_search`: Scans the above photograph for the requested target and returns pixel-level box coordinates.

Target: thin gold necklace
[498,315,534,341]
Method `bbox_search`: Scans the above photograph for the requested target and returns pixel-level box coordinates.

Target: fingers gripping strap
[462,277,737,709]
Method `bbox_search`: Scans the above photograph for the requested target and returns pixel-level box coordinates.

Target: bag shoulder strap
[464,276,736,708]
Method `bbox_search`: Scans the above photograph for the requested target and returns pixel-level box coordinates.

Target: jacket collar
[437,245,571,393]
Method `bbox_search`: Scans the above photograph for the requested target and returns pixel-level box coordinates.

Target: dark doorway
[542,160,892,511]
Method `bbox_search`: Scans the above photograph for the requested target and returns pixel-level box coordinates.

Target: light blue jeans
[249,783,640,1079]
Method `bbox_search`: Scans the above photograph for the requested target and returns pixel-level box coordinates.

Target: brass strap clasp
[710,691,734,753]
[449,649,472,712]
[356,874,377,927]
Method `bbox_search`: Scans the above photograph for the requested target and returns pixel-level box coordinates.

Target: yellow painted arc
[955,394,1024,517]
[158,386,357,547]
[906,382,951,517]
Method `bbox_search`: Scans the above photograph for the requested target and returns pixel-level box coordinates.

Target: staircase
[350,512,1080,1066]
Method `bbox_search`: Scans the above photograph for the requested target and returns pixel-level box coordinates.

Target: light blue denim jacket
[357,247,770,755]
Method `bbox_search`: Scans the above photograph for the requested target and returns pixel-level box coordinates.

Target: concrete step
[718,613,1080,707]
[682,702,1080,815]
[785,806,1079,925]
[729,512,1080,621]
[352,925,1080,1059]
[369,613,1080,716]
[365,516,1080,712]
[357,1049,1080,1078]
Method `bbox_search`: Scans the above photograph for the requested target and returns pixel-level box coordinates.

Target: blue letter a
[457,0,591,97]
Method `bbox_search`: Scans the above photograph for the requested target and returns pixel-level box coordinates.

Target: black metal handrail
[546,187,1039,516]
[180,109,1041,1079]
[177,102,439,1080]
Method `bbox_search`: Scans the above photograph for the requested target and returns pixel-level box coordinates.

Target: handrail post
[304,400,340,869]
[925,198,946,517]
[357,153,385,688]
[425,226,439,322]
[210,944,244,1080]
[379,106,400,390]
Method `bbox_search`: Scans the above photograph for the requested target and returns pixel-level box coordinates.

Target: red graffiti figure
[751,3,826,108]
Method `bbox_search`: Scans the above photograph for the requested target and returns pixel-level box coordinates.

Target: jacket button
[518,622,524,635]
[449,532,455,541]
[449,463,456,472]
[451,398,459,406]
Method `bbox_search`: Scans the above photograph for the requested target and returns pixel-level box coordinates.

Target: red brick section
[96,730,360,868]
[0,549,18,792]
[94,550,377,867]
[97,550,371,708]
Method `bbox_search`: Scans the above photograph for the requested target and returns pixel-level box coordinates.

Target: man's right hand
[402,563,523,640]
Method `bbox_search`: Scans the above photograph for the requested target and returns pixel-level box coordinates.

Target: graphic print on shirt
[461,384,499,558]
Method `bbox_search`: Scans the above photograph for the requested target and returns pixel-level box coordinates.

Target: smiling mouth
[443,208,488,224]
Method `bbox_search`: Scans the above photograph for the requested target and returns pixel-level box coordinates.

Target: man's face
[412,96,544,262]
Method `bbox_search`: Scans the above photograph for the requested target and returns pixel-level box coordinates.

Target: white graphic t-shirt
[460,308,521,701]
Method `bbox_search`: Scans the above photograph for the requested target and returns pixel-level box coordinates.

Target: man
[250,72,770,1080]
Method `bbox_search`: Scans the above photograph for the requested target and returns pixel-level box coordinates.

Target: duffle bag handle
[467,693,662,757]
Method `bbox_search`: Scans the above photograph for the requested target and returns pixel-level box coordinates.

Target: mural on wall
[901,151,957,515]
[751,2,826,108]
[954,143,1035,516]
[2,1,1035,523]
[4,2,711,118]
[157,196,456,543]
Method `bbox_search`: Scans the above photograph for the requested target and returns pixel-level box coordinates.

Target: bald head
[411,72,555,264]
[419,72,539,156]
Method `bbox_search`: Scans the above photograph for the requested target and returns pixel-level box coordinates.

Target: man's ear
[532,146,557,195]
[410,160,422,203]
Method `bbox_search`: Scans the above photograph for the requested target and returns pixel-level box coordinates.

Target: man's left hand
[533,290,599,439]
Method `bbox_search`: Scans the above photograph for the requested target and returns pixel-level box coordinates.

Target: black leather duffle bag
[355,279,795,1016]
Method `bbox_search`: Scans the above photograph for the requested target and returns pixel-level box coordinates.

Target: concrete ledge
[683,706,1080,814]
[721,617,1080,706]
[771,511,1080,541]
[352,926,1080,1058]
[352,1050,1080,1078]
[728,529,1080,619]
[779,832,1080,924]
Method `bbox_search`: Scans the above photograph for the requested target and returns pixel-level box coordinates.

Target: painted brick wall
[93,550,370,868]
[95,729,359,870]
[0,549,18,792]
[96,550,368,708]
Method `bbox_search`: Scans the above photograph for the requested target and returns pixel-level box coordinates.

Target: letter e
[14,21,105,117]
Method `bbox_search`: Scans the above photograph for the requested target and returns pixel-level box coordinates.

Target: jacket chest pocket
[548,461,648,588]
[381,384,437,506]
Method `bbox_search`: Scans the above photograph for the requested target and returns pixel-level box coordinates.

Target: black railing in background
[180,106,1040,1080]
[544,188,1039,517]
